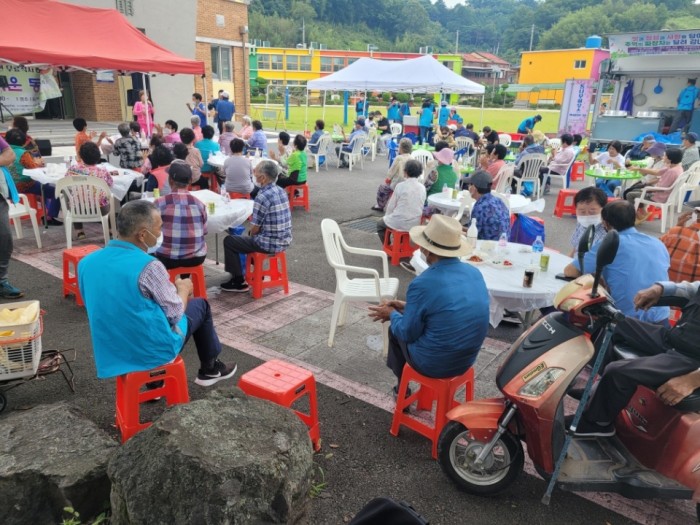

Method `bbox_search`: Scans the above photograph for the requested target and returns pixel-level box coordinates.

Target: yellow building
[517,46,609,105]
[251,47,323,86]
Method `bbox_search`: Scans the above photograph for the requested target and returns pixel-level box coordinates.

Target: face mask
[163,128,172,136]
[143,230,163,254]
[577,214,602,228]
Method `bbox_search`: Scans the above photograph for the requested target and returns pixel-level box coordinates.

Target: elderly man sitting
[153,161,208,270]
[221,160,292,293]
[464,170,510,240]
[369,215,489,396]
[336,118,367,168]
[78,200,236,386]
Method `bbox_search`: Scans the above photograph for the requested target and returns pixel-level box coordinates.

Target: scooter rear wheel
[438,421,523,495]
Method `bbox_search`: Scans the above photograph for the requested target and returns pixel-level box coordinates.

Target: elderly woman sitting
[372,138,413,212]
[237,116,254,141]
[191,115,203,142]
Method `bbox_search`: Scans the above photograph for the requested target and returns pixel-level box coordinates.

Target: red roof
[474,52,510,66]
[0,0,204,75]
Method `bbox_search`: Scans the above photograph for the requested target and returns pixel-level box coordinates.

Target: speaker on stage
[36,139,52,157]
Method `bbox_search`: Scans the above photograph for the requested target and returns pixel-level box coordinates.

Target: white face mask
[163,128,172,136]
[143,230,163,254]
[577,214,602,228]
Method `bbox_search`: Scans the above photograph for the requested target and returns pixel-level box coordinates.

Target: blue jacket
[217,99,235,122]
[438,107,450,127]
[390,258,489,377]
[78,241,187,378]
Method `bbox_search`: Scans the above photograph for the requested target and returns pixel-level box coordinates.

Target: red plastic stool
[63,245,101,306]
[115,356,190,443]
[167,265,207,299]
[646,205,662,221]
[24,194,46,222]
[570,161,585,182]
[285,184,310,212]
[245,251,289,299]
[228,192,251,199]
[383,228,415,266]
[391,364,475,459]
[553,188,578,218]
[238,359,320,451]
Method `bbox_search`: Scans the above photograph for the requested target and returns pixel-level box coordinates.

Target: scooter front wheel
[438,421,523,495]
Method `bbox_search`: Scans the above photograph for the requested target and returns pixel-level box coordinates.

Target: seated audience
[337,118,367,168]
[73,118,93,161]
[247,120,268,156]
[681,132,700,171]
[153,161,208,269]
[10,116,43,162]
[376,159,426,243]
[112,122,145,171]
[78,199,236,386]
[269,131,292,169]
[277,135,307,189]
[514,134,544,166]
[539,133,576,194]
[590,140,625,197]
[195,125,220,189]
[368,215,489,396]
[464,170,510,240]
[435,126,455,149]
[179,128,203,185]
[66,142,114,240]
[223,138,254,196]
[622,142,666,200]
[308,120,326,154]
[158,120,181,145]
[146,145,174,194]
[237,116,254,141]
[426,146,457,196]
[482,126,499,145]
[374,138,413,212]
[218,121,237,156]
[626,134,656,161]
[479,143,508,187]
[221,161,292,293]
[627,148,684,224]
[569,187,607,257]
[190,115,203,142]
[661,208,700,283]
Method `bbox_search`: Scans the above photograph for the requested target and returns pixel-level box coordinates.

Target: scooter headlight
[518,368,565,398]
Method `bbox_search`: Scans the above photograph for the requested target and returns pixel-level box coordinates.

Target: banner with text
[609,31,700,59]
[558,79,594,137]
[0,65,42,115]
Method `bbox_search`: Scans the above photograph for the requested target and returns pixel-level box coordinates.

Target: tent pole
[322,90,326,121]
[480,94,485,130]
[363,89,367,118]
[201,74,208,124]
[142,73,151,137]
[304,88,309,134]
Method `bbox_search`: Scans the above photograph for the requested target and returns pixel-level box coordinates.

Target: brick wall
[71,72,122,121]
[195,0,250,115]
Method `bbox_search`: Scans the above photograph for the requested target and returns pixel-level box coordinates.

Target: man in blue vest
[215,91,236,134]
[670,78,700,133]
[517,114,542,134]
[78,200,236,386]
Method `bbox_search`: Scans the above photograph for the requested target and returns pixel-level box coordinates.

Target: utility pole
[302,18,306,48]
[455,30,459,54]
[529,24,535,51]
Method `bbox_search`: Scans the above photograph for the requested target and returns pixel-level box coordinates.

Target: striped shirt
[154,190,208,260]
[138,259,184,329]
[251,183,292,253]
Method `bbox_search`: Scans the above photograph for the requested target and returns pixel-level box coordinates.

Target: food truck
[590,29,700,146]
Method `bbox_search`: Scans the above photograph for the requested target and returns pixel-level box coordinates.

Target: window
[287,56,299,71]
[258,54,270,70]
[347,57,358,66]
[332,57,344,71]
[299,55,311,71]
[287,55,310,71]
[320,57,333,72]
[270,55,284,70]
[574,60,587,69]
[211,45,232,80]
[115,0,134,16]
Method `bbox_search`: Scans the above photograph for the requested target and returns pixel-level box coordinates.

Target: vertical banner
[558,79,594,136]
[0,65,42,114]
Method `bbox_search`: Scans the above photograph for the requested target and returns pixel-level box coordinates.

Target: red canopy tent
[0,0,204,75]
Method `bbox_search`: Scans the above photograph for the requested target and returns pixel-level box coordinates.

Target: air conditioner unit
[319,44,327,50]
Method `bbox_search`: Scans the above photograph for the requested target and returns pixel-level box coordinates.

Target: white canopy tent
[304,55,486,129]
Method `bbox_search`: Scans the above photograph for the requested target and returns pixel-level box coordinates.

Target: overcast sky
[441,0,467,6]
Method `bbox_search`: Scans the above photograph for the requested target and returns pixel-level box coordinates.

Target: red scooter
[437,230,700,518]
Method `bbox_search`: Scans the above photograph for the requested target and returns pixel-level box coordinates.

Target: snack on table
[503,260,513,267]
[468,255,483,262]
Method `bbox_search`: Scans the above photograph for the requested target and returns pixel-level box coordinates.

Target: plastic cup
[539,253,550,272]
[208,202,216,215]
[152,188,160,198]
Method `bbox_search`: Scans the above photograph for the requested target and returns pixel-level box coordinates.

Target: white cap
[222,91,230,98]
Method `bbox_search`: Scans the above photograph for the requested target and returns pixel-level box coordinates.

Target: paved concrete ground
[2,120,692,524]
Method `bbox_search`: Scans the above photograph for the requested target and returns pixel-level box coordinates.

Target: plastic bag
[509,214,545,245]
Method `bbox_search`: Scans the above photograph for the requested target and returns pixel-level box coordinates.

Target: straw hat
[409,214,470,257]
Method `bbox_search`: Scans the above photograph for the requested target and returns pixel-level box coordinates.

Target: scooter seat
[613,345,700,413]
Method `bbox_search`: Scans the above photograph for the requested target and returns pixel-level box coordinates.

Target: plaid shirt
[154,190,208,259]
[251,183,292,253]
[661,222,700,283]
[139,259,184,330]
[113,136,144,169]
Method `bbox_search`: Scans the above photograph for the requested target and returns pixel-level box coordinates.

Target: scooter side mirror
[577,224,596,272]
[591,230,620,297]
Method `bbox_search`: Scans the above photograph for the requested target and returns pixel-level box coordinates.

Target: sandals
[76,231,86,241]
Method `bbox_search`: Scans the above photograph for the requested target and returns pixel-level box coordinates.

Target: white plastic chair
[454,194,472,221]
[677,161,700,212]
[540,155,576,196]
[333,123,343,135]
[493,164,515,194]
[390,122,402,138]
[635,172,689,232]
[8,194,42,248]
[364,129,379,162]
[307,133,333,173]
[337,135,366,171]
[498,134,512,147]
[512,153,547,197]
[493,192,511,212]
[321,219,399,354]
[56,176,112,249]
[411,149,434,175]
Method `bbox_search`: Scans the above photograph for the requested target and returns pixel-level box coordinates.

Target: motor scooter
[437,229,700,519]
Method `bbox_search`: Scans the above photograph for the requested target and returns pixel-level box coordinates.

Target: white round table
[427,193,530,214]
[410,241,571,327]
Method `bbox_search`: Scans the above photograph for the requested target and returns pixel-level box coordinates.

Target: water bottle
[498,232,508,254]
[220,185,230,204]
[442,183,449,196]
[532,235,544,253]
[466,218,478,251]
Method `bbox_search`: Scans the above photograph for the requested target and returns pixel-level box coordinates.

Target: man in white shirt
[377,159,426,242]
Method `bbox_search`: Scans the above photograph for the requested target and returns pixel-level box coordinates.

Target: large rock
[108,388,314,525]
[0,402,118,525]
